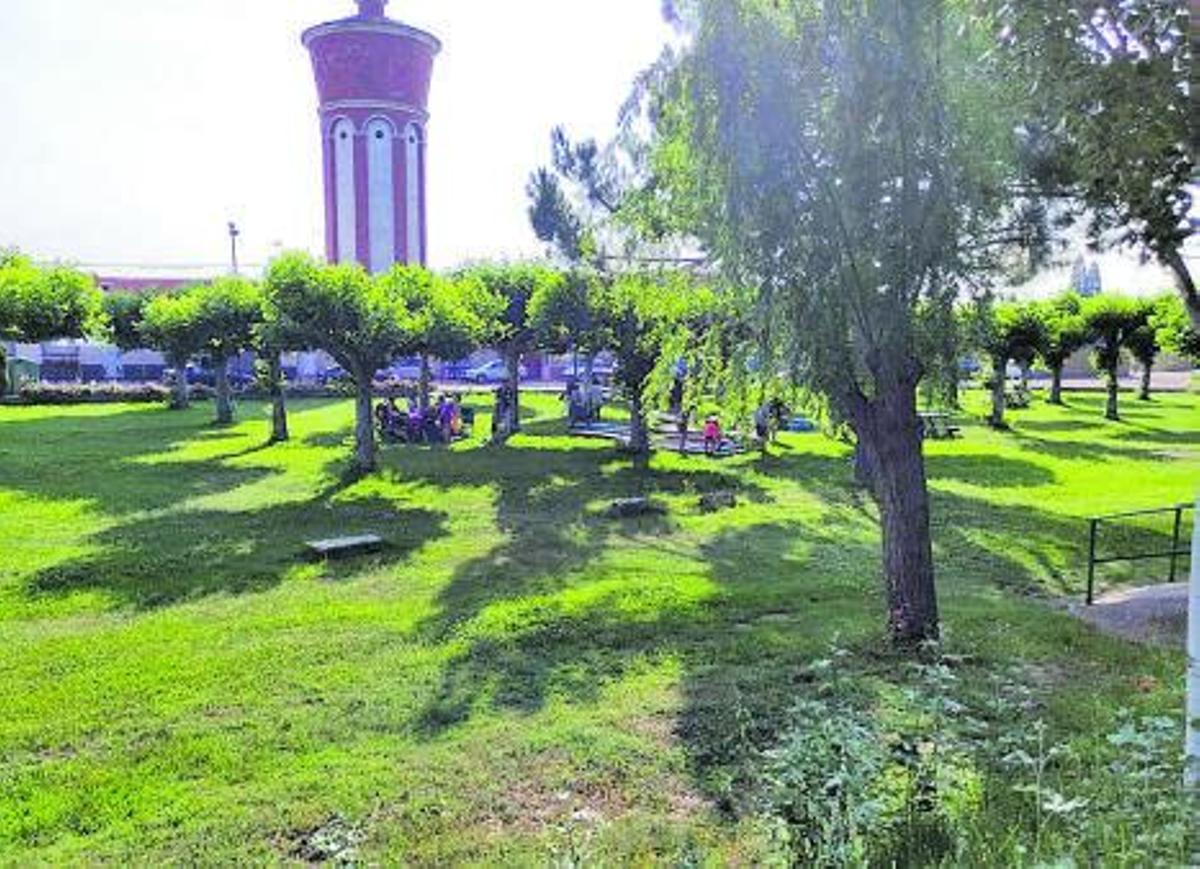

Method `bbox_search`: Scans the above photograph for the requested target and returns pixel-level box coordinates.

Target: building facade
[302,0,441,273]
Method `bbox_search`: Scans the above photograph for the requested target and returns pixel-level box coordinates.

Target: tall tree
[1082,294,1149,421]
[190,278,263,425]
[997,1,1196,329]
[1034,292,1089,405]
[655,0,1024,643]
[266,253,416,472]
[461,262,563,442]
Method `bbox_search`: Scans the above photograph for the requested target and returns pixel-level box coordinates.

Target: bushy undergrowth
[752,647,1193,865]
[15,382,174,405]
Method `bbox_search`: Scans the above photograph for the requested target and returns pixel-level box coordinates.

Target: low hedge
[16,383,177,405]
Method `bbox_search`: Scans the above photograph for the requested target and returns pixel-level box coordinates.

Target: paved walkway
[1071,583,1188,647]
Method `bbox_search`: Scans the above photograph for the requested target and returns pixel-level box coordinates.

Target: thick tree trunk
[1138,363,1152,401]
[1162,246,1200,331]
[988,359,1006,428]
[214,357,233,425]
[854,381,939,645]
[1105,366,1120,421]
[628,389,649,456]
[269,353,288,443]
[170,355,189,410]
[353,381,376,472]
[1048,364,1064,405]
[419,353,432,410]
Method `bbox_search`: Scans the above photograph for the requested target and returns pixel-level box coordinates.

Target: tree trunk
[0,345,8,396]
[170,355,189,410]
[1048,364,1064,405]
[854,381,939,645]
[628,389,649,456]
[1138,363,1152,401]
[504,349,522,436]
[988,359,1006,428]
[419,353,432,410]
[269,353,289,443]
[1162,246,1200,331]
[213,356,233,425]
[1105,365,1120,421]
[353,380,376,472]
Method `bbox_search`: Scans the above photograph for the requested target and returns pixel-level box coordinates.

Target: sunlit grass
[0,388,1196,862]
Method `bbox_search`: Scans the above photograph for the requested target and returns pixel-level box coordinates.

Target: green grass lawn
[0,389,1197,863]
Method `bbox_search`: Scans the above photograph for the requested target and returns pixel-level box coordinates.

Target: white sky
[0,0,672,273]
[0,0,1182,293]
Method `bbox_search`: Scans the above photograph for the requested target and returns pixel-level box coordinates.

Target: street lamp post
[228,221,241,275]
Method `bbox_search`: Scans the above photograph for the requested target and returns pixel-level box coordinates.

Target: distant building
[1070,256,1103,297]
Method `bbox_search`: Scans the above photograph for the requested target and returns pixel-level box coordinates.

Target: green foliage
[1150,292,1199,362]
[0,393,1197,862]
[377,265,498,364]
[189,278,264,364]
[0,254,103,343]
[1034,292,1089,369]
[528,268,606,356]
[1082,295,1149,377]
[265,253,413,382]
[101,292,151,352]
[459,261,563,356]
[140,288,206,369]
[995,1,1196,319]
[980,302,1048,373]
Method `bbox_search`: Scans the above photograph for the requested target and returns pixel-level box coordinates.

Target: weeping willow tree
[652,0,1026,644]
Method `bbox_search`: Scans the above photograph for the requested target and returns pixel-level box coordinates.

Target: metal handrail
[1086,503,1194,605]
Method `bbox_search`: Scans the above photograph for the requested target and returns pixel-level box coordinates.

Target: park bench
[918,412,961,441]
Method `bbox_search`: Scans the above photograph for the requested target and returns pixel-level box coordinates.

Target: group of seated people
[375,393,471,445]
[565,377,606,425]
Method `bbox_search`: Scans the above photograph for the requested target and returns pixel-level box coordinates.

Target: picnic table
[918,411,961,441]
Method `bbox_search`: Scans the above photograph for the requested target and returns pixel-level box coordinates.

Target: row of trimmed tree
[1,250,727,473]
[972,291,1197,427]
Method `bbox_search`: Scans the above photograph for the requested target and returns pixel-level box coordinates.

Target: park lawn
[0,389,1197,863]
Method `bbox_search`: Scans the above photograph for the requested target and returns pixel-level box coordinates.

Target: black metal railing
[1086,503,1194,605]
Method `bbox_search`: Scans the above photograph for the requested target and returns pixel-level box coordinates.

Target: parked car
[387,358,423,380]
[464,360,526,383]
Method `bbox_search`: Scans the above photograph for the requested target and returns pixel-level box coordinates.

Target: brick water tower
[303,0,440,272]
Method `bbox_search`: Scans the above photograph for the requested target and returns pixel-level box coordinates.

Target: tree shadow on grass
[925,454,1057,489]
[28,496,448,609]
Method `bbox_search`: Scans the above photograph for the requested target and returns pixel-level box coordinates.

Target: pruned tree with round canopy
[0,254,104,394]
[1034,292,1089,405]
[1082,294,1149,421]
[140,290,206,410]
[377,265,501,409]
[265,252,416,472]
[190,278,264,425]
[975,301,1047,428]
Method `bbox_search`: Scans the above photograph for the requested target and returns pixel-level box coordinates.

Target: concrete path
[1071,583,1188,647]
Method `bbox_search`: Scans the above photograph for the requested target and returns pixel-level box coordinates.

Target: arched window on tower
[331,118,357,265]
[365,118,396,274]
[404,122,424,265]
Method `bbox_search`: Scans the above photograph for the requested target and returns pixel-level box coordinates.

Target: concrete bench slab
[306,534,385,560]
